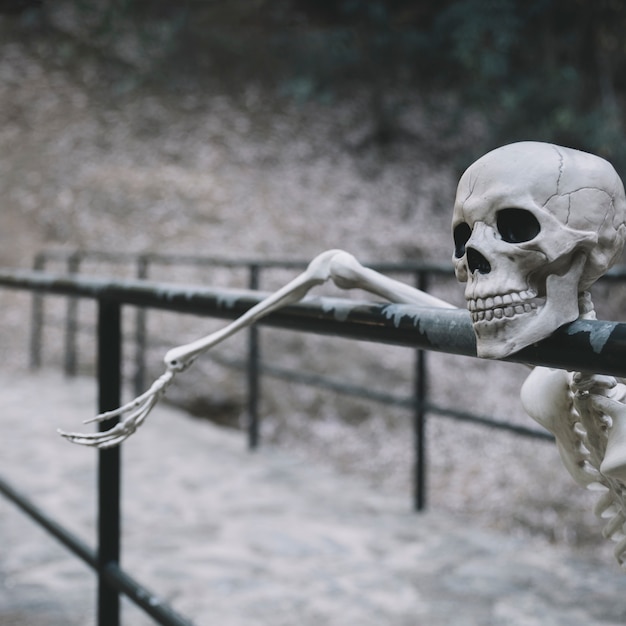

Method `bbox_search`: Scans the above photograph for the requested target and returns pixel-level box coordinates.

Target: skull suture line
[452,141,626,359]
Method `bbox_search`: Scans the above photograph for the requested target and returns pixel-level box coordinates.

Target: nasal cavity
[467,248,491,274]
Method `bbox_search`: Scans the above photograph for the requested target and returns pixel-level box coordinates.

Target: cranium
[452,141,626,358]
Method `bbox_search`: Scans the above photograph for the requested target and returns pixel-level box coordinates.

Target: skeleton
[60,141,626,565]
[453,142,626,566]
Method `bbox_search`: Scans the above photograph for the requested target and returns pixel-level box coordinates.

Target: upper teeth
[468,289,538,322]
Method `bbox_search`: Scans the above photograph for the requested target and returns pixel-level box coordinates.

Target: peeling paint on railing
[2,268,626,377]
[566,318,615,354]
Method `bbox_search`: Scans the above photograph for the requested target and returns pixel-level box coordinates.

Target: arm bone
[60,249,454,448]
[165,249,455,370]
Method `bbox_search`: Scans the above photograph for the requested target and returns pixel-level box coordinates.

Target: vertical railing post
[134,255,149,396]
[247,264,261,450]
[413,270,429,511]
[29,253,46,369]
[65,252,82,377]
[97,298,122,626]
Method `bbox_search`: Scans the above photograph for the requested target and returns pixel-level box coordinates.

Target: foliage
[423,0,626,172]
[19,0,626,172]
[285,0,626,172]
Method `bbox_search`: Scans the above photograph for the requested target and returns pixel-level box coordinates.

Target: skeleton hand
[59,249,454,448]
[58,370,175,448]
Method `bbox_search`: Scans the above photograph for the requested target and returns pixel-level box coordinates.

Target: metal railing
[30,249,454,393]
[29,250,626,508]
[28,252,556,497]
[2,267,626,623]
[28,251,626,503]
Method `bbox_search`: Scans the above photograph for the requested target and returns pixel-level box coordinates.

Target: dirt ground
[0,372,624,625]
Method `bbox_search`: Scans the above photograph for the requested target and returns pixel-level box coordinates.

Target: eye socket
[453,222,471,258]
[497,208,540,244]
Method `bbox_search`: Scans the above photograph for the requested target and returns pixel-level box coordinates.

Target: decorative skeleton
[60,141,626,566]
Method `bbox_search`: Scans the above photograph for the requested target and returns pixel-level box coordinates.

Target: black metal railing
[3,267,626,624]
[28,251,551,473]
[30,249,454,389]
[29,250,626,510]
[28,251,626,502]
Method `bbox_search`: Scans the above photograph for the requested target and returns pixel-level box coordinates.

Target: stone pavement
[0,371,625,625]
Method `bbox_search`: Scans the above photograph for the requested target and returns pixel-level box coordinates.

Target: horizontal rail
[0,473,192,625]
[425,403,554,440]
[208,352,553,440]
[34,249,454,275]
[0,473,95,567]
[36,247,626,279]
[4,267,626,376]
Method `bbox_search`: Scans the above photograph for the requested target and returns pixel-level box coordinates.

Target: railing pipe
[0,473,193,625]
[29,252,46,369]
[247,264,261,450]
[97,298,122,626]
[0,473,96,568]
[8,269,626,377]
[134,255,150,395]
[100,562,194,626]
[206,352,554,440]
[31,249,457,275]
[64,252,82,376]
[414,270,428,511]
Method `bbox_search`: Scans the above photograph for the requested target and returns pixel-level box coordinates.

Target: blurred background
[2,0,626,551]
[4,0,626,262]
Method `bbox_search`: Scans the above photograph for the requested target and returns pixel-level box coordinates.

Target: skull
[452,141,626,359]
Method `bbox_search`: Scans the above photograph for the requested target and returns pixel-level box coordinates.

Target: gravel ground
[1,371,625,626]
